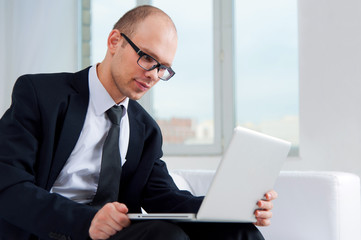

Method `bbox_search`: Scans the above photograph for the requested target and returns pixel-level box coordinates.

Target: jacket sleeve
[141,158,204,213]
[136,116,203,213]
[0,76,97,240]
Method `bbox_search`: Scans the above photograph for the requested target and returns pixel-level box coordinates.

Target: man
[0,5,276,240]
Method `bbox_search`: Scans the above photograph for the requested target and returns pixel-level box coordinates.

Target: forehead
[131,15,178,66]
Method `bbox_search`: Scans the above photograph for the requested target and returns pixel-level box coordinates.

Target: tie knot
[106,105,123,125]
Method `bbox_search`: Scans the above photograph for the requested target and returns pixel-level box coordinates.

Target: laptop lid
[128,127,291,222]
[196,126,291,222]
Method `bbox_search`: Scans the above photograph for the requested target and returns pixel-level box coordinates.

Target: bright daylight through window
[235,0,299,155]
[90,0,299,156]
[151,0,215,148]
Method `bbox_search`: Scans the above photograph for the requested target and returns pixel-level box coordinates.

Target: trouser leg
[109,220,264,240]
[177,222,265,240]
[109,220,189,240]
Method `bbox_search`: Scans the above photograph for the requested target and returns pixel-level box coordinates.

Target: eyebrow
[140,47,172,67]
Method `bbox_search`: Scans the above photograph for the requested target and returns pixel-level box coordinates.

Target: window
[91,0,135,64]
[89,0,299,156]
[235,0,299,155]
[150,0,217,154]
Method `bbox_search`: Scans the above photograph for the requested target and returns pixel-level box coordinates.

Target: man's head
[98,5,178,103]
[113,5,177,40]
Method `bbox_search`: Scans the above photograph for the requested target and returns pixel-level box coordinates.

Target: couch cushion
[170,170,214,196]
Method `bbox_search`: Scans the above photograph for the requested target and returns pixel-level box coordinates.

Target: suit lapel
[122,102,145,182]
[46,68,90,190]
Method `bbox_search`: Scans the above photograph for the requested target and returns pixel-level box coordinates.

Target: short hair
[113,5,176,38]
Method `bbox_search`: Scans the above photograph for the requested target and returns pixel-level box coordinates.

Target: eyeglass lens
[138,55,171,80]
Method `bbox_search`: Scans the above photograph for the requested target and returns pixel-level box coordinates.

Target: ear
[107,29,122,54]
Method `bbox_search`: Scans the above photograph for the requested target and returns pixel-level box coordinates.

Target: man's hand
[254,190,278,227]
[89,202,131,240]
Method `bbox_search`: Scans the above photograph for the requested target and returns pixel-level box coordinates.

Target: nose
[144,68,159,81]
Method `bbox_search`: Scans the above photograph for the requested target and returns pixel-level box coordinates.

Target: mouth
[134,79,151,92]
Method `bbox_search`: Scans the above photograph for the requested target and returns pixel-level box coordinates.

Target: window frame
[86,0,298,156]
[138,0,234,156]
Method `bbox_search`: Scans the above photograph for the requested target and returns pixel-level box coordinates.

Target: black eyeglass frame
[121,33,175,81]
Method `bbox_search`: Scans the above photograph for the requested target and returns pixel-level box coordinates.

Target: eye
[143,54,155,63]
[158,67,166,74]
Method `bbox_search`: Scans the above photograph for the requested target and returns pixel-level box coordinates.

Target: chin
[128,93,145,101]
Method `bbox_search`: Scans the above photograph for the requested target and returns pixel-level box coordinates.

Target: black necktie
[92,105,123,207]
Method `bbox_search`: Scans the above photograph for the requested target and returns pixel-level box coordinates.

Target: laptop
[128,126,291,222]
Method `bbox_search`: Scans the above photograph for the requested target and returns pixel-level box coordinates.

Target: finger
[257,199,273,210]
[109,211,131,229]
[254,209,272,219]
[254,209,272,227]
[89,219,117,240]
[265,190,278,200]
[110,203,131,229]
[113,202,129,214]
[254,218,271,227]
[95,224,117,238]
[89,203,124,238]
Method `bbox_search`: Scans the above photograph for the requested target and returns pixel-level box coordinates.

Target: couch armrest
[259,171,361,240]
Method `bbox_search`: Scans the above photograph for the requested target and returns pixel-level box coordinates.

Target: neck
[96,62,126,104]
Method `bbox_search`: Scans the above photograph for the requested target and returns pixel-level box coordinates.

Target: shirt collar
[88,64,129,116]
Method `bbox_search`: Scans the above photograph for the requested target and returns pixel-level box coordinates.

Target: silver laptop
[128,126,291,222]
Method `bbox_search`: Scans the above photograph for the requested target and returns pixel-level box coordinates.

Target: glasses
[121,33,175,81]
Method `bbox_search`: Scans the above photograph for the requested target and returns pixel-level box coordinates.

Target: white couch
[170,170,361,240]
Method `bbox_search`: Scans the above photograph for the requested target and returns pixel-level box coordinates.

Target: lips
[134,79,150,91]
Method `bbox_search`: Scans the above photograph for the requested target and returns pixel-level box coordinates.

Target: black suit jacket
[0,67,203,240]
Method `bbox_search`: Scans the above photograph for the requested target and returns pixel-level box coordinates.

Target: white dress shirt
[50,65,130,204]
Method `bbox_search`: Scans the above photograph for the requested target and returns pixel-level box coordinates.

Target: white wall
[164,0,361,180]
[0,0,79,115]
[284,0,361,175]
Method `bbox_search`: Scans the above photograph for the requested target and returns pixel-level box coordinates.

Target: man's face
[109,15,178,101]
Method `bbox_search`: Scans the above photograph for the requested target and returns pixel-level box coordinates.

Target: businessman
[0,5,276,240]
